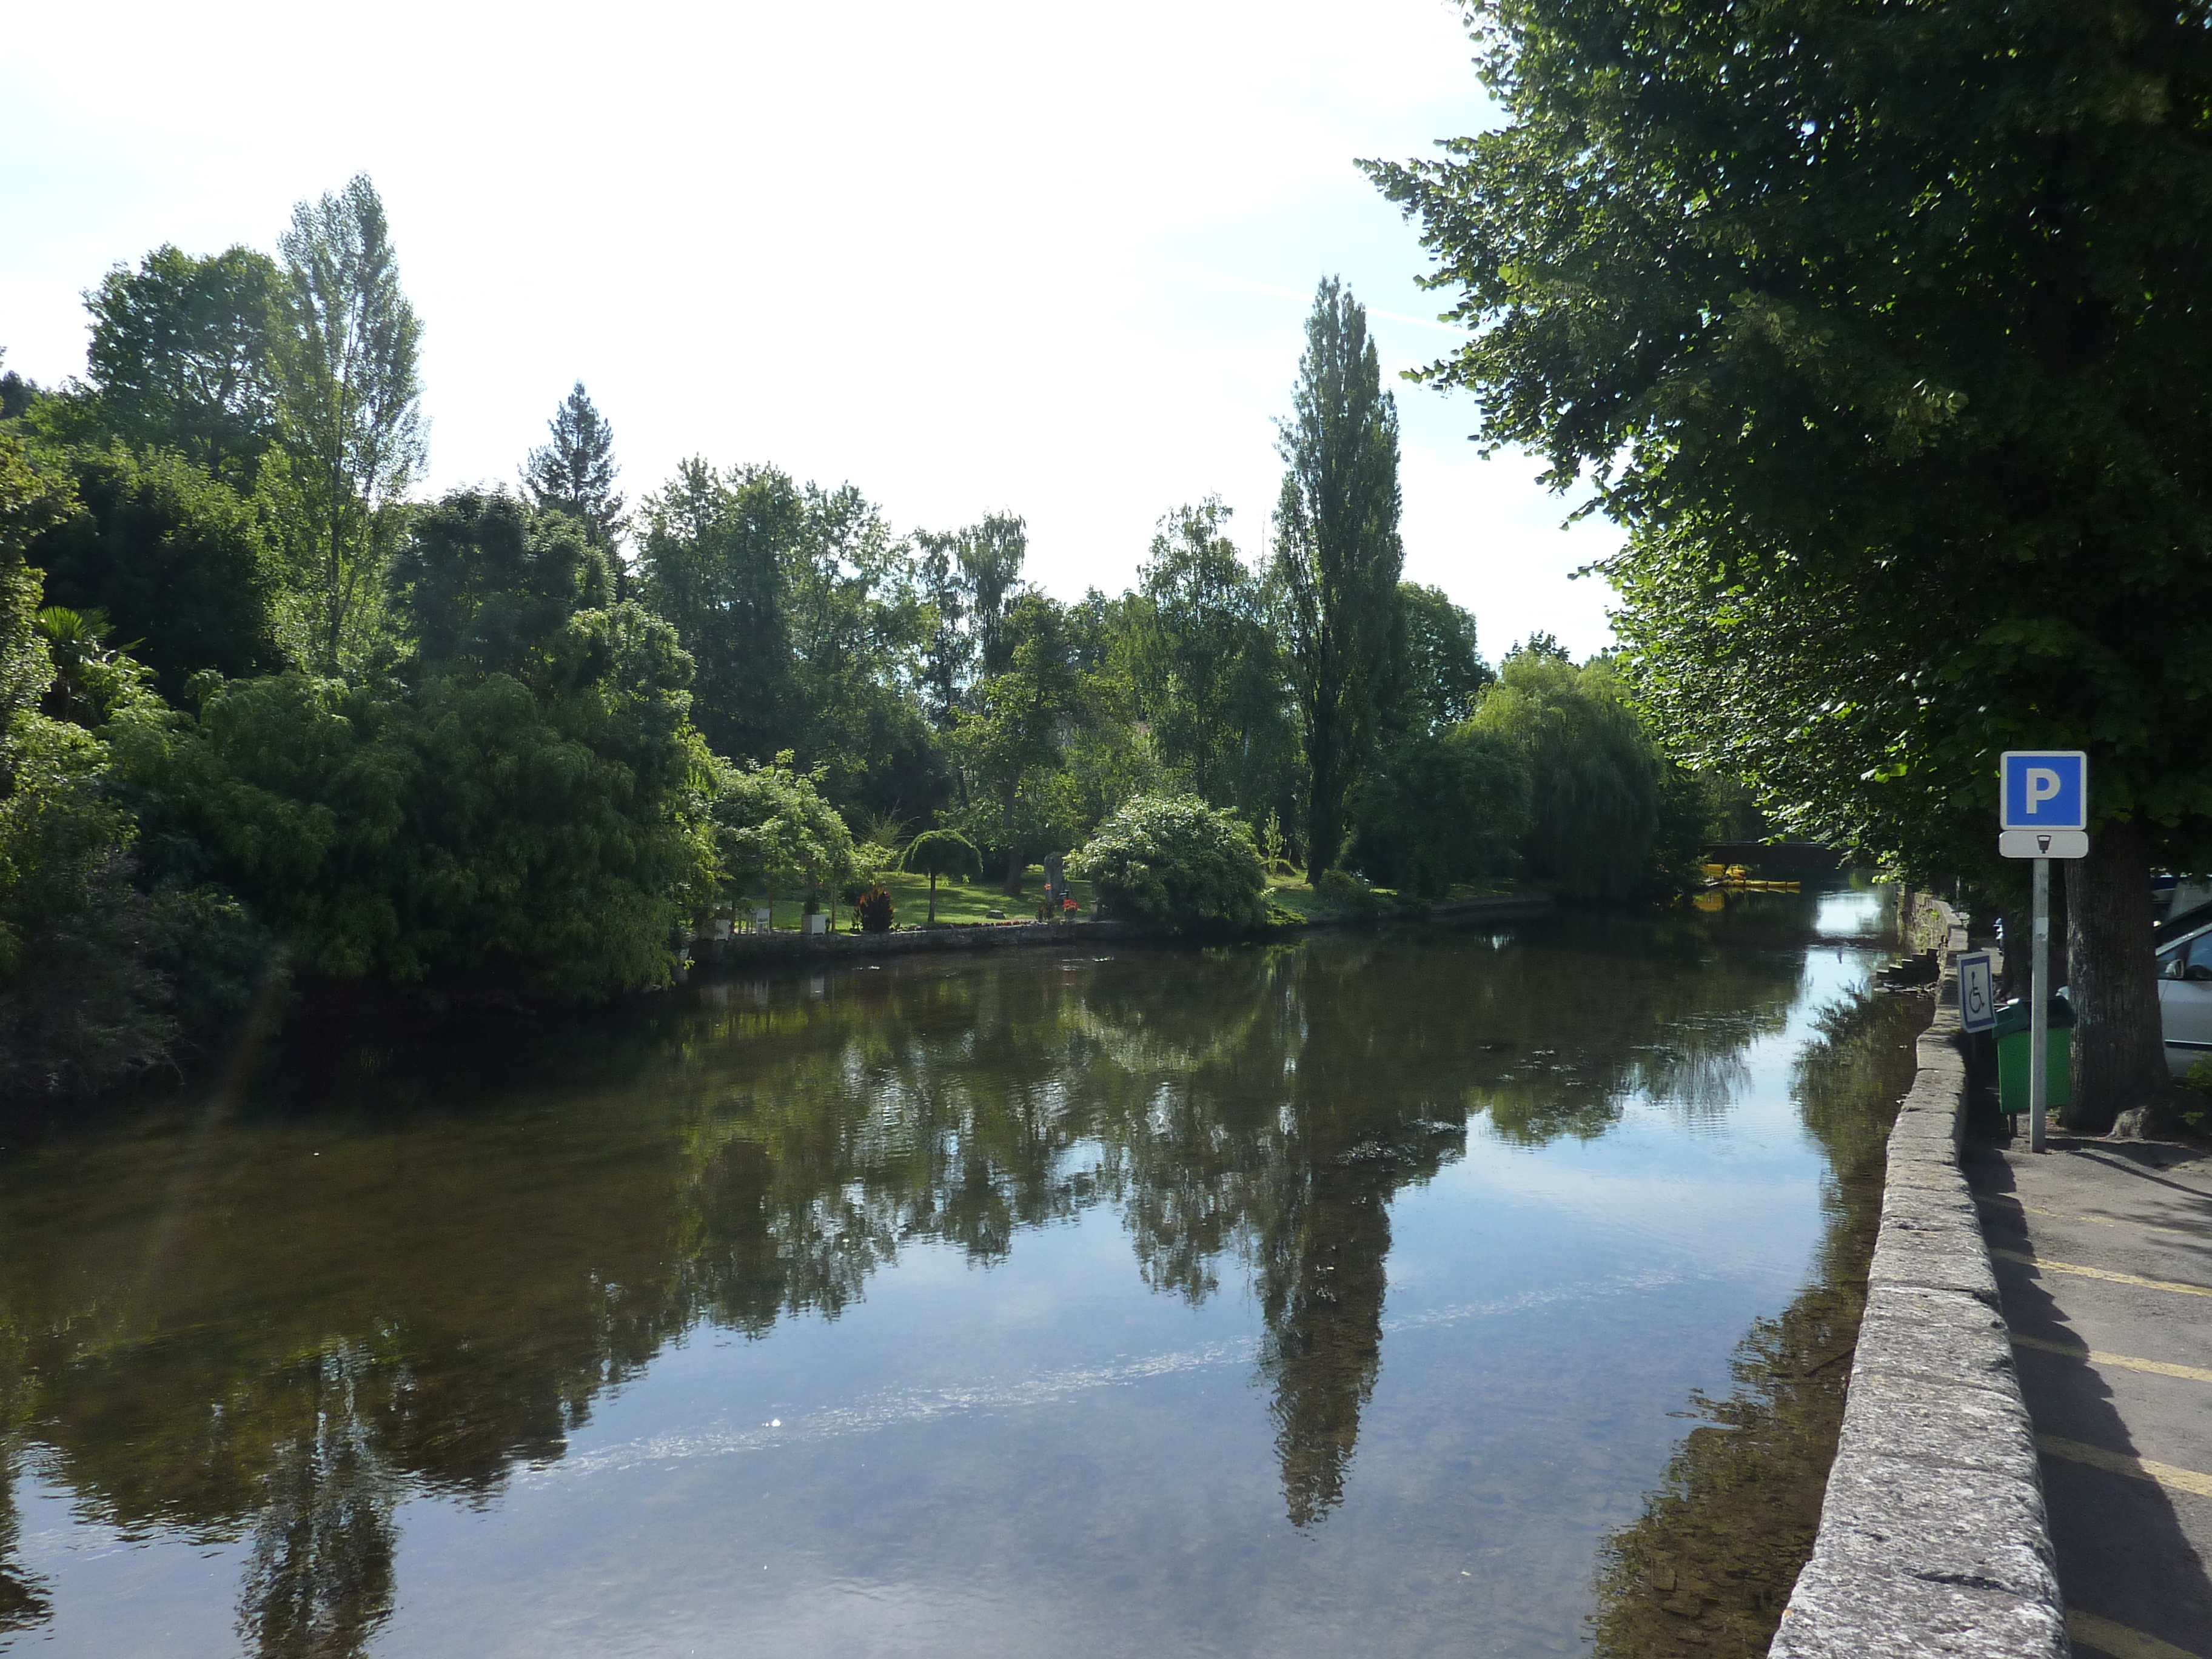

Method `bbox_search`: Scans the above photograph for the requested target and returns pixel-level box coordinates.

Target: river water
[0,885,1912,1658]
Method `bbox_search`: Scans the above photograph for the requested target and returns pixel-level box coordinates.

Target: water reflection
[0,890,1882,1656]
[1590,988,1928,1655]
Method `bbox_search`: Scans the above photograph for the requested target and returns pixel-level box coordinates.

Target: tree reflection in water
[1589,988,1928,1657]
[0,895,1857,1656]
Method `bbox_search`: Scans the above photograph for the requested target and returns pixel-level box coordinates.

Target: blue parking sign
[2000,751,2088,831]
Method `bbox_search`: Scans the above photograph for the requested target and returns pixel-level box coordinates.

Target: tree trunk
[1307,722,1341,883]
[2062,817,2165,1131]
[927,873,937,925]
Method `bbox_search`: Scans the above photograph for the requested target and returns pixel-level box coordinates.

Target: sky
[0,0,1622,661]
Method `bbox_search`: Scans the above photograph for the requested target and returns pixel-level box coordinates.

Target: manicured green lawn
[731,866,1099,933]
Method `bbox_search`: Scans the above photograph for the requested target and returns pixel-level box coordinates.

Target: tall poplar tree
[271,175,425,672]
[1272,278,1403,880]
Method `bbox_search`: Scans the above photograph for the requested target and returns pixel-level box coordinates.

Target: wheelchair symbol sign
[1958,951,1996,1034]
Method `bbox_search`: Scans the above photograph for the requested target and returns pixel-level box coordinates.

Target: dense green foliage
[1473,654,1660,902]
[1368,0,2212,1119]
[1355,723,1529,898]
[25,443,280,695]
[1127,500,1297,825]
[1074,794,1269,932]
[0,435,253,1093]
[81,244,281,488]
[709,752,854,915]
[0,170,1744,1096]
[635,459,939,819]
[119,500,712,999]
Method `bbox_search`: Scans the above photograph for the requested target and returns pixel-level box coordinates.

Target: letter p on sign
[2000,751,2088,831]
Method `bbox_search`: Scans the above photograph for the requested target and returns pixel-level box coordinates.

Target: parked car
[2154,920,2212,1078]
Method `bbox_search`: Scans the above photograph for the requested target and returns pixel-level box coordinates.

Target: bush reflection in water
[0,891,1883,1656]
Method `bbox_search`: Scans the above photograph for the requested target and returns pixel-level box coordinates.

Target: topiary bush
[1072,794,1267,933]
[902,828,980,924]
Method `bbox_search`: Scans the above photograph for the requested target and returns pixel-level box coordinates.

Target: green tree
[0,435,182,1093]
[522,381,626,552]
[951,592,1082,893]
[1472,652,1661,902]
[24,444,281,696]
[388,490,610,677]
[912,529,970,728]
[902,828,980,923]
[122,494,713,1000]
[1391,583,1491,738]
[1366,0,2212,1125]
[958,512,1028,680]
[1354,723,1529,898]
[709,752,855,920]
[1131,500,1297,820]
[1072,793,1268,932]
[81,244,282,488]
[271,175,426,672]
[636,462,939,819]
[1272,278,1404,880]
[635,459,797,762]
[0,349,36,423]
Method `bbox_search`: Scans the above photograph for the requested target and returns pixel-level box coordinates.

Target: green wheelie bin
[1994,996,2074,1117]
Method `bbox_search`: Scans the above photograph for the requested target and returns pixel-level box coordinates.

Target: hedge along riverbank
[1768,925,2069,1658]
[686,891,1558,967]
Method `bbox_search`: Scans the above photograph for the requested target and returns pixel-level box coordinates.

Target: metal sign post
[2030,859,2050,1152]
[1999,751,2090,1154]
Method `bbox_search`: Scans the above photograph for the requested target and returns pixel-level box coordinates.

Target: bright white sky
[1,0,1621,661]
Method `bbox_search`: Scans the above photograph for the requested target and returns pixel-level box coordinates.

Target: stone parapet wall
[1768,968,2069,1657]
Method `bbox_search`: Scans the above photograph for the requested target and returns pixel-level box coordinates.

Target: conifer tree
[523,381,626,551]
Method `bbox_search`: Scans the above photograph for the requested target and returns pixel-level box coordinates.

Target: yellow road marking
[1976,1192,2212,1244]
[2011,1332,2212,1384]
[1992,1248,2212,1299]
[2039,1435,2212,1499]
[2069,1608,2208,1659]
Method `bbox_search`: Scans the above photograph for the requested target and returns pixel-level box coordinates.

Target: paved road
[1967,1133,2212,1659]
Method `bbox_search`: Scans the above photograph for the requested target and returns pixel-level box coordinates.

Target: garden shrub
[1072,794,1265,933]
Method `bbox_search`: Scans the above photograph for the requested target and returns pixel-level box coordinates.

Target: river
[0,883,1918,1658]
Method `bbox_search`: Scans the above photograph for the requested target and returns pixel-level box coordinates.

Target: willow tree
[1367,1,2212,1126]
[1272,279,1403,880]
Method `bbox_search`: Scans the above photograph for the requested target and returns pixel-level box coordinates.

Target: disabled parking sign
[1999,751,2088,859]
[1957,951,1996,1033]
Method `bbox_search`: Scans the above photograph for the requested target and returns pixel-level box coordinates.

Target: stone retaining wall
[1768,954,2070,1658]
[690,892,1555,965]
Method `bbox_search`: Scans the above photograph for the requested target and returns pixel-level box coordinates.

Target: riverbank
[1769,936,2070,1658]
[687,891,1556,965]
